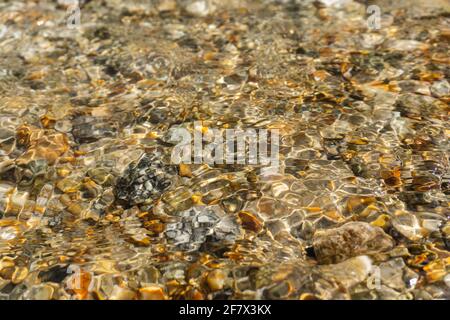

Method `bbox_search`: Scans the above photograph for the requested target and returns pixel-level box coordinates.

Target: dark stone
[38,265,68,283]
[115,153,177,207]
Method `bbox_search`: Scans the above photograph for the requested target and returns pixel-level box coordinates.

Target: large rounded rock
[312,222,394,264]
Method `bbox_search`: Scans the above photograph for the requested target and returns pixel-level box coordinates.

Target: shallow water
[0,0,449,300]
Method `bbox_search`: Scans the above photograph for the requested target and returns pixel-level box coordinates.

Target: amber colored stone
[238,211,263,233]
[323,210,344,222]
[56,177,81,193]
[381,168,402,187]
[0,257,15,279]
[67,271,93,300]
[179,163,193,177]
[139,286,166,300]
[349,138,369,145]
[304,207,322,213]
[191,193,204,205]
[408,253,430,268]
[185,288,205,300]
[312,70,330,81]
[423,260,447,283]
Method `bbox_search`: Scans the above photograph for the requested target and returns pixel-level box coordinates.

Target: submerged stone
[312,222,395,264]
[115,153,177,207]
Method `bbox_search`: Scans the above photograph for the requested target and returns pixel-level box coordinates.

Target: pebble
[164,206,237,250]
[139,286,166,300]
[206,269,227,291]
[12,266,29,284]
[385,40,429,51]
[24,284,55,300]
[238,211,263,233]
[392,212,423,241]
[317,255,373,289]
[184,0,214,17]
[109,285,136,300]
[379,258,407,291]
[0,226,19,240]
[430,80,450,98]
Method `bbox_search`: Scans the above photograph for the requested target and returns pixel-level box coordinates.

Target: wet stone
[312,222,395,264]
[430,80,450,98]
[71,115,118,144]
[316,255,373,290]
[115,152,177,207]
[164,206,240,251]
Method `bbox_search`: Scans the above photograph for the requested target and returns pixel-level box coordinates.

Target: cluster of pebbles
[0,0,449,300]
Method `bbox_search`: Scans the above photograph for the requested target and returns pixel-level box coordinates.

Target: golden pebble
[59,255,70,263]
[206,269,227,291]
[12,266,29,284]
[67,203,84,216]
[191,193,204,205]
[179,163,193,177]
[299,293,319,300]
[146,131,160,139]
[91,260,117,274]
[57,168,71,178]
[139,286,166,300]
[304,207,322,213]
[130,234,151,247]
[442,224,450,236]
[371,214,391,228]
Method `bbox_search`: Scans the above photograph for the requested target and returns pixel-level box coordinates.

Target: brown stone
[238,211,263,233]
[312,222,394,264]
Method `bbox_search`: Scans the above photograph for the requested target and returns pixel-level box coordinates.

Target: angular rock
[164,206,240,250]
[115,153,177,207]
